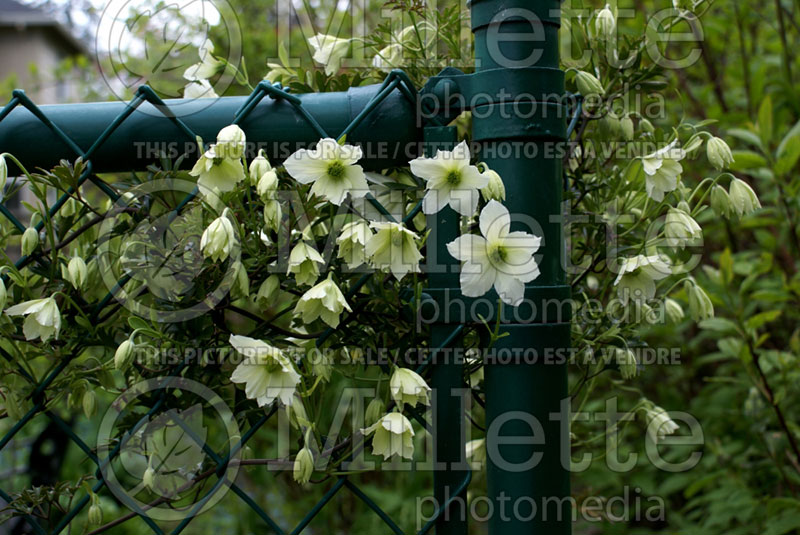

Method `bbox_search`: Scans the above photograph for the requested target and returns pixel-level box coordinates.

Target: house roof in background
[0,0,89,56]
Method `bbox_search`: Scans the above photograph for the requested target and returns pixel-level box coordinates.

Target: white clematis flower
[336,220,372,269]
[644,405,680,441]
[613,255,671,304]
[729,178,761,217]
[283,138,368,205]
[664,207,702,248]
[361,412,415,460]
[365,222,422,280]
[5,296,61,341]
[215,125,246,159]
[200,212,236,262]
[642,141,685,201]
[183,79,218,99]
[308,34,351,75]
[446,200,541,306]
[389,367,431,408]
[229,334,301,407]
[294,277,351,328]
[410,140,488,216]
[288,241,325,286]
[190,145,246,194]
[183,39,223,81]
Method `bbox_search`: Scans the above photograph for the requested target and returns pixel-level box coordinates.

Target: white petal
[446,234,488,262]
[494,274,525,306]
[448,187,480,216]
[283,150,329,184]
[410,157,449,182]
[479,200,511,242]
[460,263,496,297]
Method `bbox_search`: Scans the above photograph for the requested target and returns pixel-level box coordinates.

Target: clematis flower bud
[293,447,314,485]
[143,464,156,490]
[114,339,135,370]
[706,136,734,170]
[66,256,88,289]
[664,298,684,323]
[82,390,96,418]
[88,503,103,525]
[257,169,279,198]
[575,71,604,97]
[249,149,272,185]
[644,405,679,441]
[686,281,714,321]
[21,227,38,256]
[616,348,638,379]
[480,168,506,201]
[263,200,282,231]
[620,115,634,141]
[0,154,6,191]
[595,4,616,41]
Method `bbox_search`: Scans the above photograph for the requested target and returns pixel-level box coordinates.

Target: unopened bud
[88,503,103,525]
[293,447,314,485]
[67,256,88,290]
[114,339,135,370]
[21,227,38,256]
[575,71,604,97]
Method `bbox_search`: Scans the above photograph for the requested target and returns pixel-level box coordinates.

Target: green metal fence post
[425,125,469,535]
[470,0,572,534]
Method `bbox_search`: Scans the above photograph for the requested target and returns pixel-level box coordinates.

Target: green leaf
[758,96,773,146]
[128,317,150,331]
[730,150,768,170]
[278,41,290,68]
[775,135,800,175]
[699,317,740,334]
[745,310,782,331]
[777,119,800,155]
[727,127,763,149]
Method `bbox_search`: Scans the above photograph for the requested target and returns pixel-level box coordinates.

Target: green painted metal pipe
[470,0,573,533]
[0,84,419,173]
[425,125,469,535]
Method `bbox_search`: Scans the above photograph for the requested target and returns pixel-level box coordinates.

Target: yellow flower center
[327,160,346,180]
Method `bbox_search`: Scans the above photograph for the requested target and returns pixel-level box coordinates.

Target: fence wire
[0,70,470,535]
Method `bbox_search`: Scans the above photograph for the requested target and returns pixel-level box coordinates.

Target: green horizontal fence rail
[0,0,570,533]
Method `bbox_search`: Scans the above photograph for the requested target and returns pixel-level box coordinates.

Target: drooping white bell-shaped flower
[229,334,301,407]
